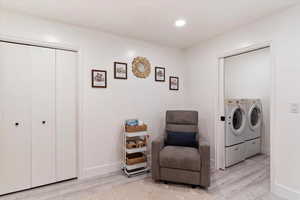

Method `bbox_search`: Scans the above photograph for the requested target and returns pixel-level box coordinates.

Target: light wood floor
[0,154,284,200]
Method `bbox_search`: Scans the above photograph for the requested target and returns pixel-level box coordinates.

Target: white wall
[2,4,300,199]
[185,4,300,199]
[224,48,271,155]
[0,10,187,178]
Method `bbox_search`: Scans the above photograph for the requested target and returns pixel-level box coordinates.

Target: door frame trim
[0,34,84,179]
[0,34,78,52]
[214,41,275,186]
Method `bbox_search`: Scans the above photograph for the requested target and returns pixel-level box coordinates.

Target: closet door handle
[42,121,46,124]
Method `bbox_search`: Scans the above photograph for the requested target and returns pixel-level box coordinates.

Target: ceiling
[0,0,299,48]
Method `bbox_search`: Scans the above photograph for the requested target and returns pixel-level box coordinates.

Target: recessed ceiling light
[175,19,186,27]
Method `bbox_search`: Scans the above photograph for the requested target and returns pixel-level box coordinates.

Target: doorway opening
[214,43,273,182]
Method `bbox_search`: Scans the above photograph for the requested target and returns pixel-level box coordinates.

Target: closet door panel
[0,42,32,195]
[31,47,56,187]
[55,50,77,181]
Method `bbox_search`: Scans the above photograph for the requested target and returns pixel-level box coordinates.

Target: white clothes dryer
[244,99,262,158]
[246,99,262,140]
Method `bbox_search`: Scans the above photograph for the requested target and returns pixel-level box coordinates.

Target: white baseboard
[81,162,122,179]
[272,182,300,200]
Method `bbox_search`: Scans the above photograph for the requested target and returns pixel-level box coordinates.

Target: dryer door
[248,104,262,131]
[230,106,246,136]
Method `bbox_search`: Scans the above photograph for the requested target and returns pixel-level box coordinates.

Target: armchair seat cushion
[159,146,201,171]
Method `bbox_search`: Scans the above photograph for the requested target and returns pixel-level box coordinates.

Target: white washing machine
[225,99,247,146]
[225,99,247,167]
[245,99,262,158]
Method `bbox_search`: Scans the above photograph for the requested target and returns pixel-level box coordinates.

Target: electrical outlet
[289,103,299,114]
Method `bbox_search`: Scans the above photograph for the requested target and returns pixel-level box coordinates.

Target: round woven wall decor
[132,57,151,78]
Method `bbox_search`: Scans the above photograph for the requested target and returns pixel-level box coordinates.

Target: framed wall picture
[92,69,107,88]
[155,67,165,82]
[169,76,179,90]
[114,62,127,79]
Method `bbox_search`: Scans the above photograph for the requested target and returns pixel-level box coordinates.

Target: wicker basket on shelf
[126,153,146,165]
[125,124,147,132]
[136,139,146,148]
[126,140,137,149]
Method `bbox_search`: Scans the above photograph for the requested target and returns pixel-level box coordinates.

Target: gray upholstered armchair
[152,110,210,188]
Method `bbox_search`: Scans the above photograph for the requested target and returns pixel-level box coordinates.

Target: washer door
[248,104,262,130]
[230,106,246,135]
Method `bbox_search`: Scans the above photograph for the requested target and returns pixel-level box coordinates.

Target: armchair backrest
[165,110,199,136]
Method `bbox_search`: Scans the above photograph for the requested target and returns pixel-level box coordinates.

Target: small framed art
[155,67,165,82]
[92,69,107,88]
[114,62,127,79]
[169,76,179,90]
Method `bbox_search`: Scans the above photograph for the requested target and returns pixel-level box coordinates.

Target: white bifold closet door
[0,42,32,194]
[32,48,77,186]
[55,50,77,181]
[31,47,56,187]
[0,42,77,195]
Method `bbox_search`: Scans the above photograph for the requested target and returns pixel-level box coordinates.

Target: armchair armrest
[151,136,165,181]
[199,137,210,187]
